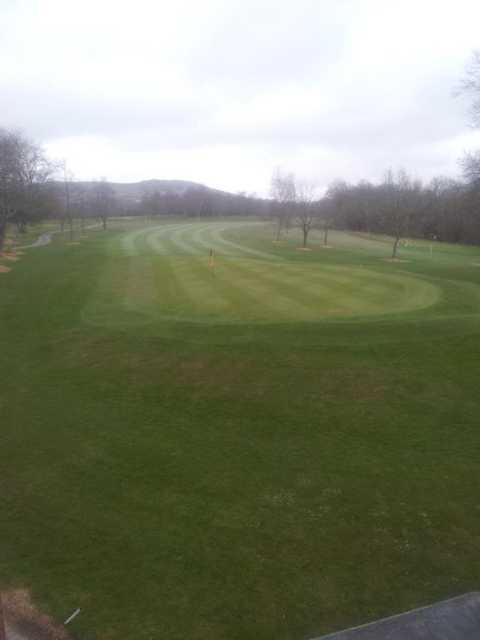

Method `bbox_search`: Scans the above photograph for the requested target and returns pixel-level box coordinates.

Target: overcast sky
[2,0,480,195]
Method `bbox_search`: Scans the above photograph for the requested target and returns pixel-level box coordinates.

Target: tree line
[0,127,269,248]
[138,187,269,219]
[269,167,480,257]
[2,51,480,251]
[3,124,479,258]
[0,127,118,249]
[0,129,54,249]
[268,51,480,254]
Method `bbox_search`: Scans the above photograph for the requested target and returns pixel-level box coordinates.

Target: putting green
[83,221,441,326]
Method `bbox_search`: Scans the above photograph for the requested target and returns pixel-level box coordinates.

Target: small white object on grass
[64,608,81,625]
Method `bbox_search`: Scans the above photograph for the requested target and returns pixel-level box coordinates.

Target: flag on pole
[209,248,215,269]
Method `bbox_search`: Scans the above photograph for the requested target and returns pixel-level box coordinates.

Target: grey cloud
[1,0,479,192]
[1,82,208,142]
[186,1,352,93]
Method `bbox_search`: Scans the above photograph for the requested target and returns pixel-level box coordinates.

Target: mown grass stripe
[122,223,185,256]
[167,257,240,319]
[212,258,323,321]
[146,224,191,256]
[191,221,279,261]
[168,224,209,256]
[211,224,280,261]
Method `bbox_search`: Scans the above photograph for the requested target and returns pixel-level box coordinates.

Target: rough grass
[1,219,480,640]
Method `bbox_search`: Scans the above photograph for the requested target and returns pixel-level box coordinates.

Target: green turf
[1,219,480,640]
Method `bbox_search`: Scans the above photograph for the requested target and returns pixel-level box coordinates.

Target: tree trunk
[0,219,7,253]
[102,216,107,230]
[392,235,400,259]
[324,227,329,246]
[275,217,282,241]
[303,226,308,248]
[69,217,73,242]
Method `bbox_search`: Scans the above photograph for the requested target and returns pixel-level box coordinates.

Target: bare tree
[0,129,53,250]
[270,167,296,241]
[456,52,480,243]
[381,169,423,259]
[75,189,89,234]
[316,199,333,246]
[60,160,76,241]
[460,50,480,128]
[461,151,480,185]
[325,180,350,244]
[294,181,317,248]
[92,178,115,229]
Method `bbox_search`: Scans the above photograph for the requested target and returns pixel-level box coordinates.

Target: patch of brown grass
[0,265,12,273]
[2,589,72,640]
[2,247,25,256]
[0,253,20,261]
[64,338,393,403]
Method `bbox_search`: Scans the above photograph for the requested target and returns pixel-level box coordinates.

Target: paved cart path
[19,222,102,250]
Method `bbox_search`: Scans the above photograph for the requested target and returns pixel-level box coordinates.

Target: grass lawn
[1,218,480,639]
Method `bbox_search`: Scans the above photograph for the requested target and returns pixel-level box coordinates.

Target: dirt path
[2,591,72,640]
[21,232,52,249]
[6,622,29,639]
[5,620,68,640]
[19,222,103,250]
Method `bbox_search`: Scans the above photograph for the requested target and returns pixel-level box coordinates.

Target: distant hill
[47,178,267,218]
[61,179,228,206]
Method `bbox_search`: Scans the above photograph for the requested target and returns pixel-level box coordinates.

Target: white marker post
[64,608,81,626]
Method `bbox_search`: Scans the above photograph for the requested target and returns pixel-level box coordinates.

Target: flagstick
[209,248,215,274]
